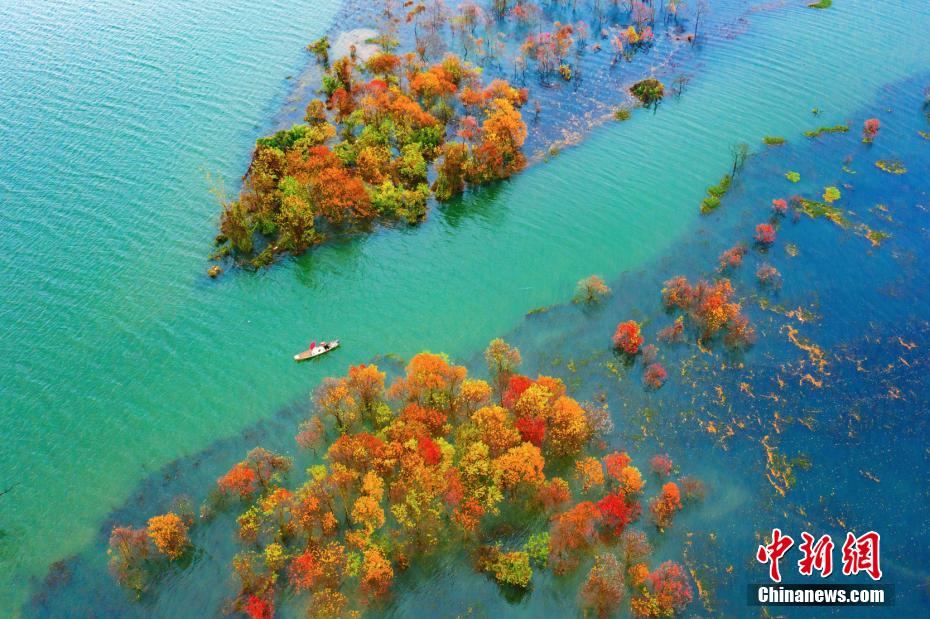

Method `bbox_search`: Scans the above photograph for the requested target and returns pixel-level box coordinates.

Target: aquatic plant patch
[875,159,907,174]
[700,175,732,213]
[803,124,849,138]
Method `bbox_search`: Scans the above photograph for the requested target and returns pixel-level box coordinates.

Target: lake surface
[2,0,930,614]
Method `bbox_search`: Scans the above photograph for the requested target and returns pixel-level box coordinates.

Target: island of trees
[108,339,702,618]
[212,0,712,268]
[216,49,529,267]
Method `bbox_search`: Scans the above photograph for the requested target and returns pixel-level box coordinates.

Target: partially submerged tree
[629,78,665,111]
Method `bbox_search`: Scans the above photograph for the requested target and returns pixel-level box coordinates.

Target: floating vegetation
[700,175,732,214]
[762,136,785,146]
[875,159,907,174]
[630,78,666,110]
[708,176,732,199]
[758,299,819,322]
[785,171,800,183]
[803,124,849,138]
[526,306,552,317]
[807,0,832,9]
[918,130,930,140]
[762,437,810,496]
[822,186,841,203]
[870,203,893,222]
[700,196,721,213]
[863,228,892,247]
[783,325,828,375]
[613,107,632,121]
[795,198,848,227]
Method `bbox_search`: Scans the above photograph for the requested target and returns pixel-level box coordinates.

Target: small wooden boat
[294,340,340,362]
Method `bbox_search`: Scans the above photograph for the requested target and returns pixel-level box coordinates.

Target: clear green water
[2,0,930,612]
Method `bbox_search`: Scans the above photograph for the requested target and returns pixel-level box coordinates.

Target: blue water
[3,0,930,615]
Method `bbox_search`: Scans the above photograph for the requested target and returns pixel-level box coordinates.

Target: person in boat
[309,341,316,350]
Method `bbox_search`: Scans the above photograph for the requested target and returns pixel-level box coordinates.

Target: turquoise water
[3,0,930,613]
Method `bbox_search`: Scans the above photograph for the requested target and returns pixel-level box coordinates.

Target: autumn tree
[755,223,776,245]
[661,276,753,347]
[490,549,533,587]
[547,396,591,458]
[471,405,522,457]
[862,118,880,143]
[630,561,693,617]
[218,463,259,499]
[360,546,394,597]
[575,456,605,493]
[574,275,612,305]
[347,363,387,420]
[494,441,546,496]
[146,512,190,560]
[643,363,668,390]
[580,553,626,618]
[107,526,150,592]
[470,98,527,182]
[484,338,522,399]
[549,501,601,574]
[314,377,359,432]
[432,141,471,200]
[605,452,645,496]
[455,378,493,418]
[597,491,641,537]
[613,321,644,355]
[390,352,467,410]
[649,482,682,530]
[650,454,673,478]
[296,414,326,452]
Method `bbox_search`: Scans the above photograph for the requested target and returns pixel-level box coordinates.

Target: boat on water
[294,340,340,362]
